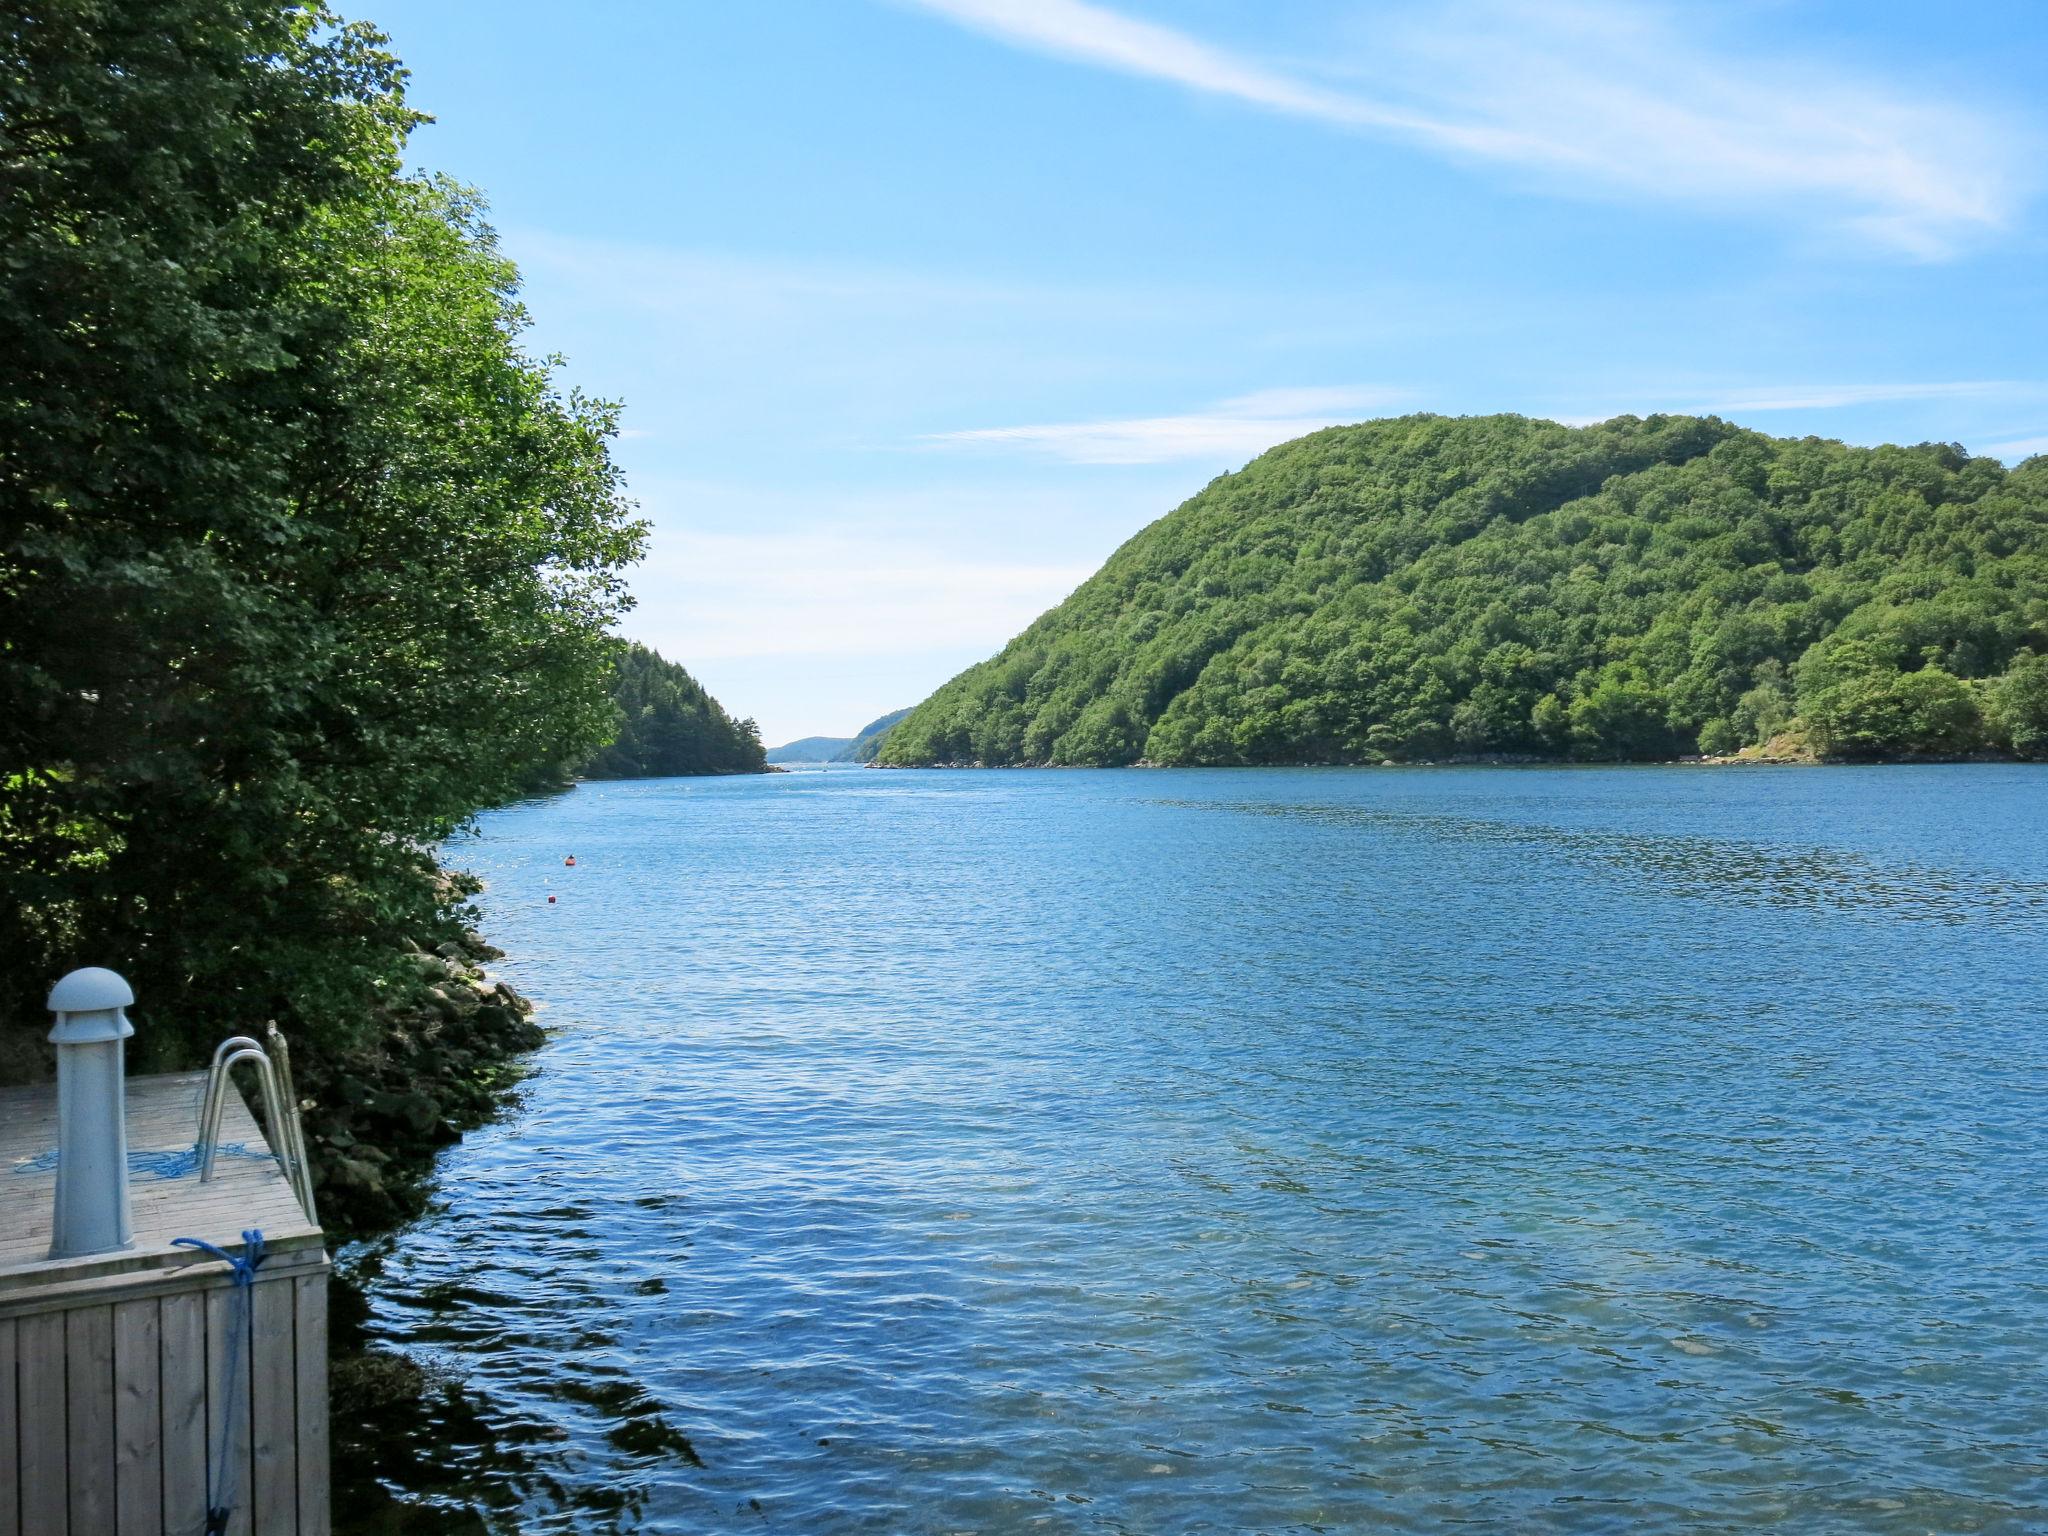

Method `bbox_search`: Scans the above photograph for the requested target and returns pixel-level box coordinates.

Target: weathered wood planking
[0,1315,18,1536]
[0,1072,319,1285]
[294,1273,331,1536]
[205,1276,255,1536]
[2,1071,331,1535]
[159,1289,210,1536]
[250,1276,299,1534]
[66,1304,117,1533]
[18,1309,67,1535]
[114,1296,163,1536]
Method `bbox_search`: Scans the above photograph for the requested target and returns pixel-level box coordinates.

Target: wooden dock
[1,1071,329,1536]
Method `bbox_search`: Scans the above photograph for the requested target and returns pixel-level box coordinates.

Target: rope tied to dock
[172,1228,267,1536]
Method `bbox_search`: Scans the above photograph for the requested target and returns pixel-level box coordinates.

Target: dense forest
[582,644,766,778]
[0,2,644,1070]
[881,414,2048,767]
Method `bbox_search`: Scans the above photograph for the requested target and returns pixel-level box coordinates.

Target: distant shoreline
[872,752,2030,770]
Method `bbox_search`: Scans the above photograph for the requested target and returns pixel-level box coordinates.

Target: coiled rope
[171,1229,266,1536]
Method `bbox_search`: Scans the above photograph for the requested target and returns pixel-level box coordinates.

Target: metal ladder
[196,1022,320,1225]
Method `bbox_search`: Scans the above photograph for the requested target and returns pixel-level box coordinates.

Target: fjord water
[356,767,2046,1534]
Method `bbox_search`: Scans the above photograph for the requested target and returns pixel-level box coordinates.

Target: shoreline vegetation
[0,11,769,1520]
[0,6,756,1502]
[873,750,2017,769]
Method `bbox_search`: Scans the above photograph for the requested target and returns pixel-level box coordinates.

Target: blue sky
[369,0,2048,745]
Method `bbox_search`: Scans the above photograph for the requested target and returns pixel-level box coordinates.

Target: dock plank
[250,1276,298,1534]
[160,1289,209,1535]
[114,1296,164,1536]
[1,1073,319,1293]
[295,1273,331,1536]
[18,1308,68,1535]
[65,1304,117,1534]
[206,1282,255,1536]
[0,1316,17,1536]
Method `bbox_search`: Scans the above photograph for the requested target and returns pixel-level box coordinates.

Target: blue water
[353,766,2048,1533]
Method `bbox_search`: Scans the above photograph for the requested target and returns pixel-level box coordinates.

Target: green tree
[1987,650,2048,759]
[1569,669,1679,760]
[1,2,644,1062]
[1730,660,1796,747]
[583,644,766,779]
[1796,638,1983,757]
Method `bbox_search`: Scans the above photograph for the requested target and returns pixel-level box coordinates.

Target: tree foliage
[1,1,644,1062]
[881,415,2048,767]
[581,644,765,779]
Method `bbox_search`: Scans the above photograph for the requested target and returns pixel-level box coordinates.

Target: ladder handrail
[196,1036,266,1162]
[264,1022,318,1227]
[197,1033,320,1225]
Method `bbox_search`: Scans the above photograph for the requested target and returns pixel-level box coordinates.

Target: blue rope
[172,1229,266,1536]
[10,1142,270,1178]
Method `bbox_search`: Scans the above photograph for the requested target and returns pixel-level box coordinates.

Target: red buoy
[547,894,557,904]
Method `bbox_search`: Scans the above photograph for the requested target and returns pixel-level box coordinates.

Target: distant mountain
[844,707,911,763]
[582,644,768,778]
[767,735,853,764]
[881,413,2048,766]
[767,707,913,765]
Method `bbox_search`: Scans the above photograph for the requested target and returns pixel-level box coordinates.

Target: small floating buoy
[565,855,576,867]
[547,894,557,904]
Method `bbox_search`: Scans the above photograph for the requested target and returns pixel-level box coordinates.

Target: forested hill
[844,707,911,762]
[879,414,2048,767]
[582,644,767,778]
[766,708,911,764]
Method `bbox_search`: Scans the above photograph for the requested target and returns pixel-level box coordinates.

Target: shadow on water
[1169,798,2048,927]
[333,1235,700,1535]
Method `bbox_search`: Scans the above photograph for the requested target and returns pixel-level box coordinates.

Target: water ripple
[345,765,2048,1534]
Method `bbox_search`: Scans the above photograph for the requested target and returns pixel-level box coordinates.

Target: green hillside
[582,644,766,778]
[843,707,912,763]
[880,414,2048,766]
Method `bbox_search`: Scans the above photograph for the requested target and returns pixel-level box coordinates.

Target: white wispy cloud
[1684,382,2016,414]
[903,0,2032,257]
[1982,434,2048,463]
[1548,380,2045,427]
[924,386,1403,464]
[629,528,1095,660]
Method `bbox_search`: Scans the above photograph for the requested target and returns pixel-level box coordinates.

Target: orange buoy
[565,855,576,867]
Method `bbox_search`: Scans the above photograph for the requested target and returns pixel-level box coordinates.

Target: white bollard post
[46,966,136,1258]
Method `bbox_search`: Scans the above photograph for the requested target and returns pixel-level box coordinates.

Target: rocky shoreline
[296,926,545,1242]
[311,923,554,1531]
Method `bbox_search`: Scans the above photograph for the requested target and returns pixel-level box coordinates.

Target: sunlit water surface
[346,766,2047,1534]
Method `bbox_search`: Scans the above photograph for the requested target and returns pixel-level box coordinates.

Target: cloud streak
[924,386,1405,464]
[904,0,2031,257]
[630,528,1094,660]
[1547,379,2048,428]
[1683,382,2018,414]
[1982,435,2048,463]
